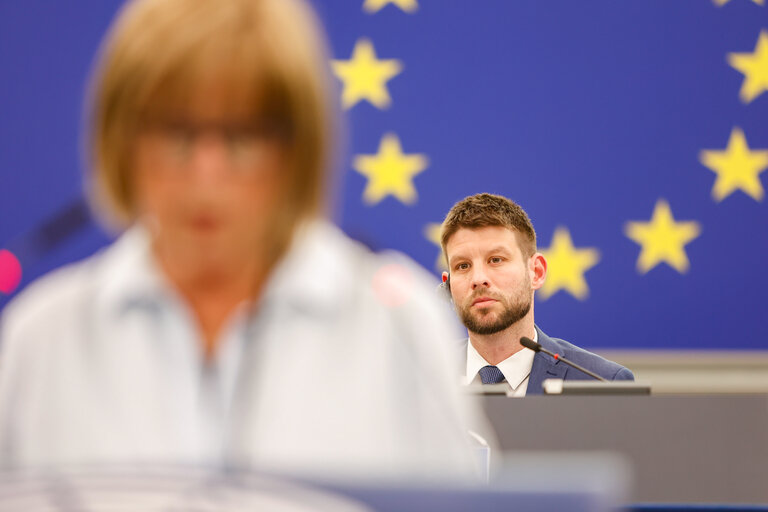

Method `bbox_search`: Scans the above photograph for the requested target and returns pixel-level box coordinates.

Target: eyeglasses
[139,119,289,173]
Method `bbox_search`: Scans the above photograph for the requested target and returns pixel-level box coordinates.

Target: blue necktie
[478,365,505,384]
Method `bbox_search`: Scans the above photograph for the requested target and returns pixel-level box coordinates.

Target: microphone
[520,337,607,382]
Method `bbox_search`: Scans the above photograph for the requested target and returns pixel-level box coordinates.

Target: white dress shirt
[0,220,479,479]
[464,330,537,396]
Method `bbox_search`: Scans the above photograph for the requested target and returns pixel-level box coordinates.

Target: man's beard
[458,288,532,336]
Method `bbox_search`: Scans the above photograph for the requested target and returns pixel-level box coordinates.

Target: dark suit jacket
[462,326,634,395]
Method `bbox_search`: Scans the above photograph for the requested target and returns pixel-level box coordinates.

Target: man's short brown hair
[441,193,537,260]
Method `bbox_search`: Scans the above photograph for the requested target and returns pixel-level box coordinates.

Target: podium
[477,394,768,504]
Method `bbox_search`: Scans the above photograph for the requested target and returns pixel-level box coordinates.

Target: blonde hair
[87,0,334,241]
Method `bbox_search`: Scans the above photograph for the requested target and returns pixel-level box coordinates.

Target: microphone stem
[538,348,608,382]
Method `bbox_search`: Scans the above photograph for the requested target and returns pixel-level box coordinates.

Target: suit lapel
[527,326,568,395]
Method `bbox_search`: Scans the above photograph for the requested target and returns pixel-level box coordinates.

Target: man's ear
[530,253,547,290]
[441,271,450,290]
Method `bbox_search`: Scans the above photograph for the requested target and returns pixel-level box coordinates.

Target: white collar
[464,330,537,389]
[97,219,353,318]
[98,225,170,315]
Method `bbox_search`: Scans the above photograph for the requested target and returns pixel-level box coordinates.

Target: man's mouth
[471,296,498,307]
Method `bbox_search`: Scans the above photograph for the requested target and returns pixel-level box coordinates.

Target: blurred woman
[0,0,478,479]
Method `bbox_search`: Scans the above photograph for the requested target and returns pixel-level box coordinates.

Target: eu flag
[1,0,767,351]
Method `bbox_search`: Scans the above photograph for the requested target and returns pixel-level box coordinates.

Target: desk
[479,395,768,503]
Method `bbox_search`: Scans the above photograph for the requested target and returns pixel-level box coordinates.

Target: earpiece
[437,272,452,303]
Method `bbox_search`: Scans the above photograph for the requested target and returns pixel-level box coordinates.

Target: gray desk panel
[480,395,768,504]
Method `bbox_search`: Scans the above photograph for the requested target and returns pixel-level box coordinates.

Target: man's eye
[489,257,503,264]
[456,263,469,271]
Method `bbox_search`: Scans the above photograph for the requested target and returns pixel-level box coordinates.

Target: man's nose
[470,266,490,289]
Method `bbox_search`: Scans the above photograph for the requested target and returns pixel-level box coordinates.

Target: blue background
[1,1,767,350]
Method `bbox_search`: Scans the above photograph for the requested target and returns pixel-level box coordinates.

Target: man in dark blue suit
[440,193,633,395]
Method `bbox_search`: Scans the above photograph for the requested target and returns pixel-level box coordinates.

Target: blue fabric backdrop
[1,0,767,350]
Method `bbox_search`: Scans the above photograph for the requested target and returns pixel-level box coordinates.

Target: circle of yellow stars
[335,0,766,302]
[332,2,425,207]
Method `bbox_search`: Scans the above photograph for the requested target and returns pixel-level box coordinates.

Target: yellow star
[699,127,768,202]
[624,200,701,275]
[363,0,419,13]
[538,227,600,301]
[714,0,764,5]
[332,39,402,110]
[728,30,768,103]
[353,133,428,205]
[424,222,447,272]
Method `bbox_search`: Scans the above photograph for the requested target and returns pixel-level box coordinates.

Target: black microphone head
[520,337,541,352]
